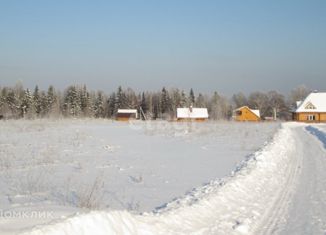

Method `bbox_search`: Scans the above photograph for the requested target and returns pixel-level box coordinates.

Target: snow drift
[22,124,298,235]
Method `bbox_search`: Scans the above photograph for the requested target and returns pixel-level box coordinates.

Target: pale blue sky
[0,0,325,94]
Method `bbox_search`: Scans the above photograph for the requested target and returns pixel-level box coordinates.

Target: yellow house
[293,92,326,122]
[233,106,261,122]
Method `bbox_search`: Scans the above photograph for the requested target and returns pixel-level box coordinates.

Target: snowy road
[18,123,326,234]
[277,126,326,235]
[256,124,326,235]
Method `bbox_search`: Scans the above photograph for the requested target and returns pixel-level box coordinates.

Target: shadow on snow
[306,126,326,149]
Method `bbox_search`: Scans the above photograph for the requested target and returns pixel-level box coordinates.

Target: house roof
[177,108,209,119]
[296,101,303,108]
[252,110,261,118]
[235,106,261,118]
[295,92,326,113]
[117,109,138,114]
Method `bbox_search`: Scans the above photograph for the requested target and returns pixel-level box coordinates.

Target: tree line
[0,83,311,120]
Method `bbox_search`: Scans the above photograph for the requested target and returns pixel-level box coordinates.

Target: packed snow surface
[278,125,326,234]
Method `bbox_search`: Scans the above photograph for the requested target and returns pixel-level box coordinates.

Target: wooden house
[233,106,261,121]
[293,92,326,122]
[116,109,138,121]
[176,107,208,121]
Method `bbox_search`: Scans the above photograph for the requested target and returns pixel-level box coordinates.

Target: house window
[236,110,242,116]
[307,115,316,121]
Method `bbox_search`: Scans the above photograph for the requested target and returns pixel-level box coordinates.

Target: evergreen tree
[180,90,188,107]
[195,93,206,107]
[169,89,181,115]
[107,92,116,118]
[114,86,127,113]
[1,88,8,110]
[160,87,171,114]
[46,85,57,115]
[64,86,81,116]
[20,89,34,118]
[6,90,20,118]
[140,92,147,113]
[47,86,62,117]
[80,85,91,116]
[94,92,105,118]
[39,91,48,117]
[146,93,153,117]
[189,88,195,105]
[47,86,56,108]
[33,85,42,116]
[0,87,5,113]
[152,94,160,119]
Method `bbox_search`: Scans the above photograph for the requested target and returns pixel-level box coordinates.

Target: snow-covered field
[1,120,326,235]
[0,119,279,234]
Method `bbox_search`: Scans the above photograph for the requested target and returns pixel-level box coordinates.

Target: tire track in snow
[253,127,303,235]
[277,126,326,235]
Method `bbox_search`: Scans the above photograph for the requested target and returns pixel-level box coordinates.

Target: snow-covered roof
[295,92,326,113]
[252,110,260,118]
[177,108,209,119]
[296,101,303,108]
[117,109,138,114]
[235,106,260,118]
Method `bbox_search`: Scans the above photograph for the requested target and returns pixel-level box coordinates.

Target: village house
[176,107,209,121]
[233,106,261,121]
[116,109,138,121]
[293,92,326,122]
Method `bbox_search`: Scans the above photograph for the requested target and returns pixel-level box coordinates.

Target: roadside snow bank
[22,124,298,235]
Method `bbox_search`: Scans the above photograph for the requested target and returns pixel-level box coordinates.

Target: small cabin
[233,106,260,121]
[116,109,138,121]
[176,107,209,122]
[293,92,326,122]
